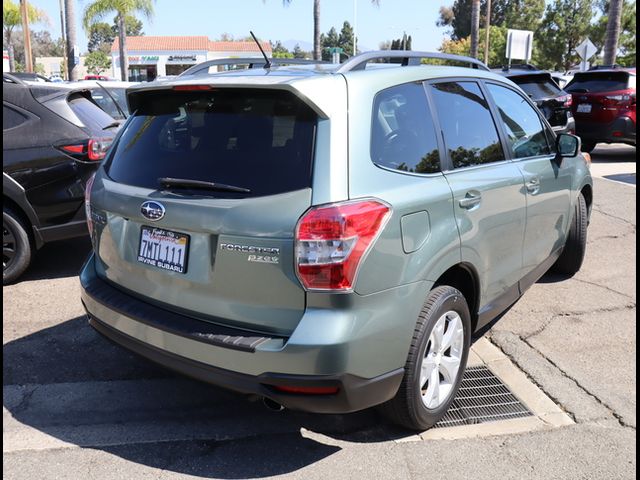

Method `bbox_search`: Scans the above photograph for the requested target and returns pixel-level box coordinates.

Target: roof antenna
[250,31,272,69]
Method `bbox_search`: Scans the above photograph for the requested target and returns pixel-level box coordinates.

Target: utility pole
[59,0,67,79]
[353,0,357,56]
[484,0,492,65]
[64,0,79,80]
[20,0,33,72]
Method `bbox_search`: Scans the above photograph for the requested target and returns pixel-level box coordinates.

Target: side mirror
[556,133,581,162]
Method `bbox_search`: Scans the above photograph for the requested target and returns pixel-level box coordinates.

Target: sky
[28,0,450,54]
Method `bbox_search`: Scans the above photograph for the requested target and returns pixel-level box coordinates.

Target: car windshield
[106,88,317,198]
[565,72,631,93]
[511,74,562,99]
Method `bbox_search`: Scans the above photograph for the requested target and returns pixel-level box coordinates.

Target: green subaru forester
[80,51,593,430]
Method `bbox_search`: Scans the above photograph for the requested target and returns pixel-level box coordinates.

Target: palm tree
[603,0,623,65]
[282,0,379,61]
[2,0,46,71]
[470,0,481,58]
[82,0,154,81]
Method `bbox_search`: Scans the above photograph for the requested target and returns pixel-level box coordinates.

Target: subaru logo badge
[140,201,165,221]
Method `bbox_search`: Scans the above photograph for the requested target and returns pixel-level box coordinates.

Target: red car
[84,74,109,81]
[565,67,636,152]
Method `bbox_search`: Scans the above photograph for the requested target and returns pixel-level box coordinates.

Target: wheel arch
[432,263,480,332]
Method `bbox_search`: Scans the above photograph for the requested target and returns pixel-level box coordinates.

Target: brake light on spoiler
[295,199,391,291]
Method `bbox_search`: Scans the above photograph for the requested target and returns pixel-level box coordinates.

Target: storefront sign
[128,56,160,64]
[167,55,197,63]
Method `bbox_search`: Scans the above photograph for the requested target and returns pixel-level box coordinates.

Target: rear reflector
[273,385,339,395]
[295,199,391,291]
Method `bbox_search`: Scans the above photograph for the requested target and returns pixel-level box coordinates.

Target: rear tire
[581,141,597,153]
[3,207,33,285]
[380,286,471,430]
[553,193,587,276]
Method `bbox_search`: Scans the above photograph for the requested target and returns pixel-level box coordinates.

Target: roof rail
[179,57,330,77]
[335,50,490,73]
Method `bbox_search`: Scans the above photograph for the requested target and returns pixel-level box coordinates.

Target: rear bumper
[575,116,636,145]
[80,254,418,414]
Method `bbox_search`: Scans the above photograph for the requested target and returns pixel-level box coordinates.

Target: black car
[3,73,118,283]
[493,64,576,134]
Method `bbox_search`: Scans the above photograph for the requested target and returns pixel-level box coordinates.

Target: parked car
[564,67,636,152]
[3,73,119,284]
[75,80,137,120]
[80,51,593,430]
[493,64,576,134]
[84,74,110,81]
[8,72,50,82]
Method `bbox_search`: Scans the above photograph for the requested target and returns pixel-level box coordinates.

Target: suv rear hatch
[509,73,573,129]
[566,70,636,124]
[91,86,318,336]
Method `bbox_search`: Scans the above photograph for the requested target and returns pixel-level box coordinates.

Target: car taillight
[88,138,113,161]
[295,199,391,291]
[557,94,572,107]
[85,173,96,236]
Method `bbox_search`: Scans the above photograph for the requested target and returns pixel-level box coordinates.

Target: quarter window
[429,81,505,169]
[3,105,28,130]
[371,83,441,174]
[487,84,551,158]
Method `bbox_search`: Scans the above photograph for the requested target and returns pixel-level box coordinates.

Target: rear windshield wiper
[158,177,251,194]
[102,121,122,130]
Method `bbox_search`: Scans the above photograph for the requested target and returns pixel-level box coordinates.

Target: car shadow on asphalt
[18,236,93,282]
[3,315,416,478]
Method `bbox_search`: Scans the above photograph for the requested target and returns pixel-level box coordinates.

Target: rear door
[427,80,526,311]
[485,82,572,277]
[91,87,319,335]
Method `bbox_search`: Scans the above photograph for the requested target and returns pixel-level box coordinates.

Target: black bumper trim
[82,268,281,353]
[88,315,404,414]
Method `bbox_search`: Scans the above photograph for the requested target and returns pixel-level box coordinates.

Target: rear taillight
[85,173,96,236]
[557,94,572,107]
[295,199,391,291]
[603,91,634,108]
[88,138,113,161]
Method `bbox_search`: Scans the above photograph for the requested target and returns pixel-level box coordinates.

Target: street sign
[576,38,597,60]
[506,29,534,64]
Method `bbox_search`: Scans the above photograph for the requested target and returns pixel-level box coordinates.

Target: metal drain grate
[435,365,533,428]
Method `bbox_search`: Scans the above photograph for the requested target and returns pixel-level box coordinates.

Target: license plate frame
[137,226,190,274]
[577,103,592,113]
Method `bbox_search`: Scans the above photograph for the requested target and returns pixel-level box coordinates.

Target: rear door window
[511,74,562,98]
[106,88,317,198]
[67,93,118,132]
[565,72,631,93]
[429,81,505,169]
[371,82,441,174]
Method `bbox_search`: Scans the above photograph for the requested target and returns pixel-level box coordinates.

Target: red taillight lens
[272,385,339,395]
[295,199,391,291]
[557,94,572,107]
[60,144,86,155]
[85,173,96,236]
[88,138,113,161]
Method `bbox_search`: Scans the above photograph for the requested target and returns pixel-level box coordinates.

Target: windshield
[565,72,632,93]
[106,88,317,198]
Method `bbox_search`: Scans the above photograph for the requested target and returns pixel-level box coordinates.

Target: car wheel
[3,207,33,285]
[581,141,597,153]
[552,193,587,276]
[381,285,471,430]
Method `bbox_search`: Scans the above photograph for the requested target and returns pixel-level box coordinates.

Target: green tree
[439,26,508,67]
[3,0,46,71]
[537,0,595,70]
[10,30,64,67]
[320,26,339,61]
[292,43,307,58]
[88,16,143,53]
[83,0,154,81]
[84,49,112,74]
[271,40,293,58]
[338,21,355,56]
[591,0,636,65]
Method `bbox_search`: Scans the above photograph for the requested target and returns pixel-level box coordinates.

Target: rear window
[511,75,562,98]
[106,88,317,197]
[68,93,117,131]
[565,72,631,93]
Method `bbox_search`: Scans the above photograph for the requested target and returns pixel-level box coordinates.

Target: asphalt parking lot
[3,146,636,480]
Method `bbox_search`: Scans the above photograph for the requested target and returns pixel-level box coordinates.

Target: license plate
[577,103,592,113]
[137,226,189,274]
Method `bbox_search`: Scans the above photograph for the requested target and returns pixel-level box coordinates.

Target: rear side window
[511,75,562,98]
[565,72,631,93]
[429,81,505,169]
[106,89,317,198]
[487,84,551,158]
[67,93,117,131]
[371,83,441,174]
[3,105,28,130]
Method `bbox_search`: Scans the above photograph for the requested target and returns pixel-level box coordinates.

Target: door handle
[459,192,482,209]
[526,177,541,194]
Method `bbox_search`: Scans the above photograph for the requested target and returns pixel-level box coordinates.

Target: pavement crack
[518,335,636,430]
[11,385,39,415]
[571,278,636,301]
[591,208,637,229]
